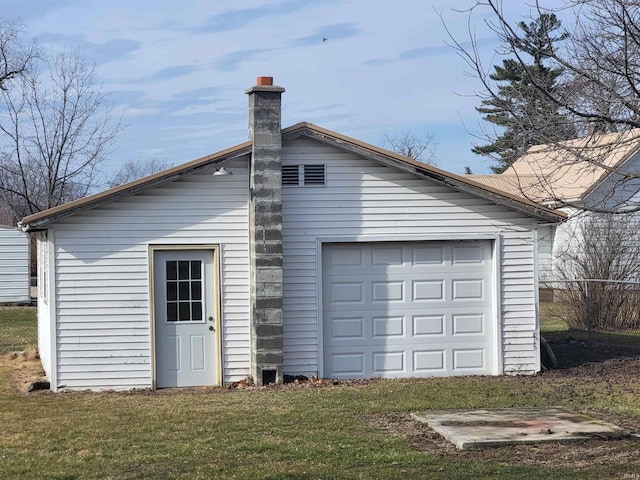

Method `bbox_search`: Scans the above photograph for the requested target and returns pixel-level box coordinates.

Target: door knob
[209,326,214,331]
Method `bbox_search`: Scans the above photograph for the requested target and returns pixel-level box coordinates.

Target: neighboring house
[468,129,640,282]
[19,77,565,392]
[0,225,30,304]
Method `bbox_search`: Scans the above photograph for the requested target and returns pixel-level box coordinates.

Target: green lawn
[0,305,638,478]
[2,363,635,480]
[539,302,569,332]
[0,306,37,355]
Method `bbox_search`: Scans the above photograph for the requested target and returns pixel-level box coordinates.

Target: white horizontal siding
[0,226,30,303]
[49,137,548,389]
[537,225,554,282]
[281,138,541,377]
[539,206,577,283]
[51,159,250,390]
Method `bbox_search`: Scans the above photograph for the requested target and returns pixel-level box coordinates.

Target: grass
[0,305,638,478]
[0,365,618,480]
[539,302,570,332]
[0,306,37,355]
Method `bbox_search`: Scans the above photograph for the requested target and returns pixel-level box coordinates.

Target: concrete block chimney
[245,76,285,386]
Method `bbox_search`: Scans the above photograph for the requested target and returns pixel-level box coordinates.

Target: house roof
[471,130,640,206]
[19,122,566,230]
[465,174,550,202]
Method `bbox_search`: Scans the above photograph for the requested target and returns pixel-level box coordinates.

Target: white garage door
[322,241,495,378]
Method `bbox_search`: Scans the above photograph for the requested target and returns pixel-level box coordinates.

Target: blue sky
[2,0,550,176]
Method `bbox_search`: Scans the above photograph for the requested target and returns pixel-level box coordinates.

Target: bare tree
[446,0,640,212]
[0,18,36,226]
[382,130,438,165]
[107,157,174,188]
[0,18,36,90]
[553,213,640,330]
[0,49,120,221]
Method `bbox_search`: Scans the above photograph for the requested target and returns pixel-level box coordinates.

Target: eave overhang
[19,141,252,231]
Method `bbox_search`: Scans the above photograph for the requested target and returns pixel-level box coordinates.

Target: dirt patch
[1,350,48,394]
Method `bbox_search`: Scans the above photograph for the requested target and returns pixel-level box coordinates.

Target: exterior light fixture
[212,166,233,176]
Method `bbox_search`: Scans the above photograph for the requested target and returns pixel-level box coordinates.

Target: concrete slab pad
[412,407,628,449]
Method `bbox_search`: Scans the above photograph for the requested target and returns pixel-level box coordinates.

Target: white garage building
[20,78,565,391]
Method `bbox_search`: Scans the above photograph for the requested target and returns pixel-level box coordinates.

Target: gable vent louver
[282,165,300,185]
[303,164,326,186]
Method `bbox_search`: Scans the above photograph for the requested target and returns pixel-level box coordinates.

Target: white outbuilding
[20,77,565,391]
[0,225,30,304]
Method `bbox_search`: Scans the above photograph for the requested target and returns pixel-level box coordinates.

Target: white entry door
[154,249,218,388]
[323,241,495,379]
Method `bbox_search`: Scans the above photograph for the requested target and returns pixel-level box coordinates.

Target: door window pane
[179,302,190,321]
[167,282,177,301]
[192,302,202,321]
[191,261,201,279]
[179,281,190,300]
[166,261,177,280]
[178,261,190,280]
[191,281,202,300]
[165,259,205,322]
[167,303,178,322]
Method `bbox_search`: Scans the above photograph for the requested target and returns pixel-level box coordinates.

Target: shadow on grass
[540,301,640,368]
[542,329,640,368]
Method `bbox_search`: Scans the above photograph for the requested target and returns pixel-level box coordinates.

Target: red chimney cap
[256,76,273,86]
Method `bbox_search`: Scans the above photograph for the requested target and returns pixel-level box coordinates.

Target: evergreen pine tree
[473,13,575,173]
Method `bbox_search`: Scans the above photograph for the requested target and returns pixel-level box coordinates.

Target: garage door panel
[411,245,444,265]
[325,278,489,306]
[452,245,486,264]
[412,280,445,301]
[328,314,405,346]
[330,317,365,340]
[328,281,364,304]
[452,279,486,300]
[413,350,446,373]
[452,313,485,335]
[327,308,489,342]
[328,314,489,347]
[329,246,364,267]
[323,241,494,378]
[452,348,486,371]
[372,245,403,266]
[329,336,488,348]
[326,347,489,379]
[328,351,366,376]
[413,315,445,336]
[373,351,406,375]
[372,316,405,338]
[372,281,404,302]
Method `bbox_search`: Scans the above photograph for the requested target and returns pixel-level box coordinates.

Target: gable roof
[471,130,640,206]
[19,122,565,231]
